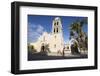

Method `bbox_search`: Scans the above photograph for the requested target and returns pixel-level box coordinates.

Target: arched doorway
[69,38,80,54]
[40,43,45,53]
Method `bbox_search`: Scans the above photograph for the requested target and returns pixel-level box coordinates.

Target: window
[57,22,59,25]
[54,28,55,33]
[67,46,69,49]
[57,28,58,33]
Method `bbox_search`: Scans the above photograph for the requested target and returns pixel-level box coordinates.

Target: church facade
[30,17,71,53]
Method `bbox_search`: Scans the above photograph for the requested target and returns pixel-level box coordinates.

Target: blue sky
[28,15,87,43]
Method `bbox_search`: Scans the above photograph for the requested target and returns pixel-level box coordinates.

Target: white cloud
[28,23,44,43]
[36,25,44,34]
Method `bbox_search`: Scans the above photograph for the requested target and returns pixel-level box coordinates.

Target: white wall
[0,0,99,76]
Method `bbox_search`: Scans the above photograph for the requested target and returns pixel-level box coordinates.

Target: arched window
[57,22,59,25]
[57,28,58,33]
[67,46,69,49]
[54,28,55,33]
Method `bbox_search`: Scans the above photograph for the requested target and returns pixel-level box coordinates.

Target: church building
[30,17,71,54]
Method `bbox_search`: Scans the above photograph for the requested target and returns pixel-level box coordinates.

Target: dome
[54,17,61,20]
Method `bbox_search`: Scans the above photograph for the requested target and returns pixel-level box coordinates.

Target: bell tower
[50,17,64,53]
[52,17,63,34]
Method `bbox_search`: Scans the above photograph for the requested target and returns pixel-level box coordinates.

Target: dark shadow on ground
[28,51,88,61]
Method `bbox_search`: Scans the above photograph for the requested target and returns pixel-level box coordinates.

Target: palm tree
[69,18,88,52]
[69,30,74,39]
